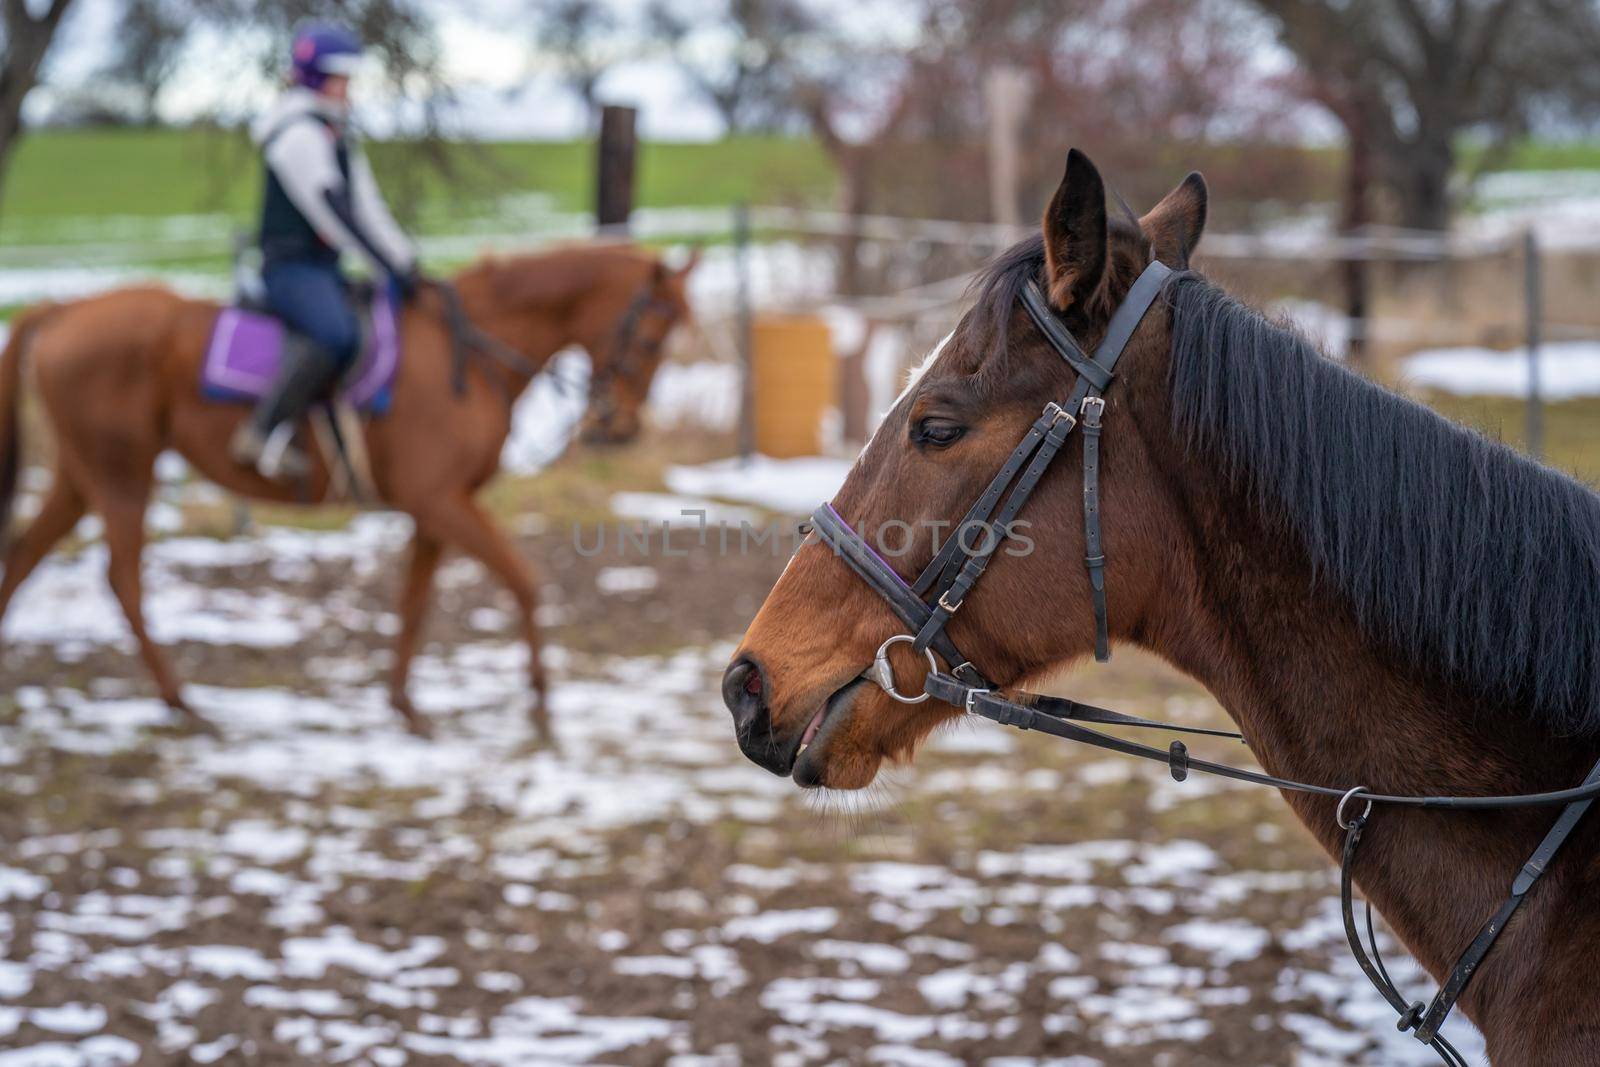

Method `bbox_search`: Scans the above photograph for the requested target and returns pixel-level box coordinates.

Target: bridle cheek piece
[806,258,1600,1066]
[810,259,1176,702]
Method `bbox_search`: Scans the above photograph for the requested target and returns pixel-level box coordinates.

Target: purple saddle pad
[201,291,400,415]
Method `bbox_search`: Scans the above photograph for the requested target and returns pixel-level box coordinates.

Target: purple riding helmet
[290,22,363,90]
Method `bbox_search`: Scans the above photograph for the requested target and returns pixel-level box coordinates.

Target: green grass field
[0,127,835,240]
[7,127,1596,233]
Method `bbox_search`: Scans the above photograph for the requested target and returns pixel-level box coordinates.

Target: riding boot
[229,333,339,481]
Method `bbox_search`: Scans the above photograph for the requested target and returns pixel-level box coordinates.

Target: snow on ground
[1467,169,1600,251]
[1264,297,1600,400]
[499,347,592,473]
[1273,299,1353,359]
[607,492,761,528]
[0,266,225,305]
[1403,340,1600,399]
[1,513,412,658]
[664,456,852,515]
[0,496,1485,1065]
[648,360,742,432]
[501,357,745,474]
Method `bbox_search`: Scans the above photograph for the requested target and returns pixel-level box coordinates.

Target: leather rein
[425,275,670,409]
[806,259,1600,1064]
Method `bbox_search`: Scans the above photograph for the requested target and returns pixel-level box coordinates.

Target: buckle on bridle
[937,590,963,614]
[1080,395,1106,419]
[963,686,991,713]
[865,634,938,704]
[1043,402,1077,430]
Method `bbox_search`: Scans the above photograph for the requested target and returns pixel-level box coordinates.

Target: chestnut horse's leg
[388,530,443,739]
[414,494,551,742]
[96,485,212,734]
[0,474,87,629]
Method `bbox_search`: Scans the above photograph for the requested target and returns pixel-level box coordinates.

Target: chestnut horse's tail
[0,301,57,546]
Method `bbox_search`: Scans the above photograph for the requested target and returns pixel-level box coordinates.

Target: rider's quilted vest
[258,114,352,268]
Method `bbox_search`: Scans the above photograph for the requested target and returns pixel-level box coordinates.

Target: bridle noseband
[804,257,1600,1064]
[589,283,679,428]
[810,259,1174,696]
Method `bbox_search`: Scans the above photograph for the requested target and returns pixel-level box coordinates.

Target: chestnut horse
[0,242,696,738]
[723,153,1600,1063]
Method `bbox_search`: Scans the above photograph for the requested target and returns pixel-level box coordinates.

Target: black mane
[970,237,1600,735]
[1168,276,1600,737]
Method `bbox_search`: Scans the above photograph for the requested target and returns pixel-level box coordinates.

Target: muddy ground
[1,433,1485,1066]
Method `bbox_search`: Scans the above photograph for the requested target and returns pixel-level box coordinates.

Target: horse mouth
[792,677,870,787]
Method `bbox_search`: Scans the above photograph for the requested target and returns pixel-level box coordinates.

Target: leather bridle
[811,260,1176,696]
[587,283,679,432]
[806,258,1600,1064]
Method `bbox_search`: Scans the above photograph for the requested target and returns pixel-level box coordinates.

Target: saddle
[203,261,400,503]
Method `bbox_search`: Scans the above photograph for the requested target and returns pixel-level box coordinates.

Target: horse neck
[1130,398,1597,1000]
[449,270,586,396]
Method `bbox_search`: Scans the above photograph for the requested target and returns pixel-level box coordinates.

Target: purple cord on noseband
[823,502,914,590]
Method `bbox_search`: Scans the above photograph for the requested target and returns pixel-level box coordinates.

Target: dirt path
[0,461,1485,1066]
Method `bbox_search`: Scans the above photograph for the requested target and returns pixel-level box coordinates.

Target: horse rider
[230,21,422,480]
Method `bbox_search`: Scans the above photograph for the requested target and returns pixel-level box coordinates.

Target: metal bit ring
[865,634,938,704]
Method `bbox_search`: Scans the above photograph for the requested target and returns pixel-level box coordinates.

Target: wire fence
[4,201,1597,464]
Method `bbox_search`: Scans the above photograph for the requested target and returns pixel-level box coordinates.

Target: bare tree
[101,0,188,124]
[1248,0,1600,231]
[786,0,1285,293]
[0,0,450,219]
[0,0,77,213]
[196,0,454,221]
[533,0,619,123]
[648,0,814,133]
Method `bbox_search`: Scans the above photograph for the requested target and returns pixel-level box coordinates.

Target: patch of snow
[1404,341,1600,399]
[26,1003,106,1035]
[721,907,839,944]
[1165,918,1271,966]
[809,940,911,975]
[595,566,660,595]
[665,456,851,515]
[648,361,741,432]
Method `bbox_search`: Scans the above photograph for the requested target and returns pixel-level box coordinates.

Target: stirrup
[256,423,309,482]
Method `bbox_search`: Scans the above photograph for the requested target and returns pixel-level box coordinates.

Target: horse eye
[915,418,965,447]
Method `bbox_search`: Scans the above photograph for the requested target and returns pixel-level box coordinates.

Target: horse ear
[1140,171,1207,269]
[676,246,703,278]
[1042,148,1108,311]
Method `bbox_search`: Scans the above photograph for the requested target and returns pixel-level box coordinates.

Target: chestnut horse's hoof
[525,691,554,748]
[170,698,219,738]
[392,694,434,740]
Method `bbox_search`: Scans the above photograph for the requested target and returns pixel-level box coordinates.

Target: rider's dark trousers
[262,257,360,372]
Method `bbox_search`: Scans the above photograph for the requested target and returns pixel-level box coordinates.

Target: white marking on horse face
[900,331,954,399]
[860,331,954,454]
[808,331,959,532]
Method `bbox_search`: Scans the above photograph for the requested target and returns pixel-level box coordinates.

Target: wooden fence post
[1525,229,1543,462]
[596,105,637,233]
[985,67,1031,228]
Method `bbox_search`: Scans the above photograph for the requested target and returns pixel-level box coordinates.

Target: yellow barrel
[752,314,836,458]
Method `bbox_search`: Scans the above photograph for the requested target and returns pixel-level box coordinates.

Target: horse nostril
[722,657,767,734]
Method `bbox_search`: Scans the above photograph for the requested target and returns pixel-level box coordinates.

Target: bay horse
[722,151,1600,1063]
[0,242,697,738]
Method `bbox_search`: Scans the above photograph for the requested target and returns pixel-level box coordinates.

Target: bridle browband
[805,258,1600,1064]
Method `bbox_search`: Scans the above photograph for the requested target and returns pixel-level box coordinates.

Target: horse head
[722,151,1207,789]
[579,248,700,445]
